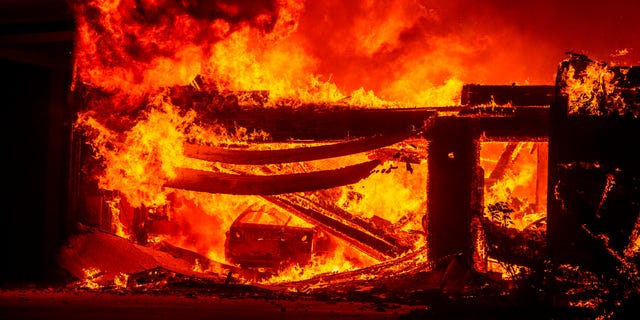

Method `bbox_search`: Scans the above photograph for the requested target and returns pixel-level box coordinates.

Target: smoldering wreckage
[4,0,640,319]
[50,52,639,319]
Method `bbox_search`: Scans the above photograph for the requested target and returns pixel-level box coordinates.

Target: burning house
[1,0,639,319]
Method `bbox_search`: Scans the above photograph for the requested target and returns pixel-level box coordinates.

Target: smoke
[75,0,282,62]
[71,0,293,100]
[297,0,640,95]
[72,0,639,106]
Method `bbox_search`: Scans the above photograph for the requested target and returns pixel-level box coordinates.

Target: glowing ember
[80,267,104,290]
[261,246,365,284]
[113,273,129,289]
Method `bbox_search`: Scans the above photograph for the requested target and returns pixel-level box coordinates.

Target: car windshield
[237,208,314,227]
[240,210,288,225]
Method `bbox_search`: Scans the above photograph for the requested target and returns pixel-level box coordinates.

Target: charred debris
[58,53,640,319]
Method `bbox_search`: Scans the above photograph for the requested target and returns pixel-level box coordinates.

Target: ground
[0,288,424,320]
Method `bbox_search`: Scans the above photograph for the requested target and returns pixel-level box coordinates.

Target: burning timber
[264,194,414,260]
[163,160,381,195]
[183,130,420,164]
[64,53,640,320]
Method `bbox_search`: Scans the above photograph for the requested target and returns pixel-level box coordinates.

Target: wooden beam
[461,84,555,107]
[282,194,417,252]
[485,142,519,187]
[264,195,403,261]
[190,105,437,141]
[183,130,419,164]
[163,160,380,195]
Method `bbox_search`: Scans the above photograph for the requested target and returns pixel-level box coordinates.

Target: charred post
[426,116,483,264]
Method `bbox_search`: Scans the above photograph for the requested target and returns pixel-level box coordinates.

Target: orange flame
[70,0,579,283]
[481,142,547,231]
[562,62,619,116]
[73,0,536,107]
[80,267,104,290]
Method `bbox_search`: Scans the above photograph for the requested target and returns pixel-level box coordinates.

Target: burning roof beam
[195,107,436,141]
[461,84,556,107]
[291,193,418,251]
[163,160,380,195]
[183,130,419,164]
[264,194,406,261]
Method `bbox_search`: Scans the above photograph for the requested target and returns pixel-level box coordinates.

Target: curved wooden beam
[183,131,418,164]
[164,160,381,195]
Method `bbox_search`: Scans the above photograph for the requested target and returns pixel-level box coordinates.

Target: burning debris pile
[67,0,440,289]
[54,0,640,318]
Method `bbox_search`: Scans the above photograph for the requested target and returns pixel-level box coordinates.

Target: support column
[426,117,482,263]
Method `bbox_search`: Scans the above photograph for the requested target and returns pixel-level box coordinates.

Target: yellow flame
[105,195,130,239]
[81,267,103,290]
[482,142,547,231]
[73,0,464,107]
[114,272,129,289]
[260,244,371,284]
[625,214,640,258]
[562,62,619,116]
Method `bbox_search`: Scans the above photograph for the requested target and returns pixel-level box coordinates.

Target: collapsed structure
[57,1,640,317]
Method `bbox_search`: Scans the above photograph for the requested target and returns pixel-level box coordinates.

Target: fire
[76,100,197,209]
[478,141,548,278]
[114,273,129,289]
[72,0,525,107]
[80,267,104,290]
[559,53,640,118]
[336,141,427,240]
[261,245,368,284]
[562,62,619,116]
[481,142,547,231]
[70,0,566,284]
[625,215,640,259]
[76,96,428,281]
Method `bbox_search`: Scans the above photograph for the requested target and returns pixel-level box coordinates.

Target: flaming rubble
[68,0,572,285]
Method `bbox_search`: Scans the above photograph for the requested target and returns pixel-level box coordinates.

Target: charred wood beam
[262,249,429,290]
[264,195,403,261]
[210,104,548,141]
[183,130,419,164]
[485,142,519,187]
[164,160,380,195]
[474,107,549,140]
[285,194,416,252]
[461,84,555,107]
[195,106,437,141]
[367,146,425,164]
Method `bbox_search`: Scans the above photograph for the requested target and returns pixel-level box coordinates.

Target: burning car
[225,207,328,270]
